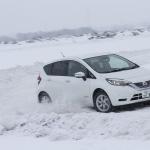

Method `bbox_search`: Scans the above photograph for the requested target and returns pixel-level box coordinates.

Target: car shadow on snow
[114,101,150,113]
[87,101,150,113]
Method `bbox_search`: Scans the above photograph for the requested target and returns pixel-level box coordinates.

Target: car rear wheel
[93,91,112,113]
[38,92,51,103]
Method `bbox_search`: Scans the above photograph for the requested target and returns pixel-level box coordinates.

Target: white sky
[0,0,150,35]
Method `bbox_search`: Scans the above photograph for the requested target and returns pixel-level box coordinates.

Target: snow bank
[2,110,150,141]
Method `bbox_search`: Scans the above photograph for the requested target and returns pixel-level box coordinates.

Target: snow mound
[1,109,150,141]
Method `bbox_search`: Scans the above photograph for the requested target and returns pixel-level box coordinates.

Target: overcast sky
[0,0,150,35]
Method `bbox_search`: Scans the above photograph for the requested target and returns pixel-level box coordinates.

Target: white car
[37,53,150,113]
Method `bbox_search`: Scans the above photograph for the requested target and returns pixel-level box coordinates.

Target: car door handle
[65,80,71,83]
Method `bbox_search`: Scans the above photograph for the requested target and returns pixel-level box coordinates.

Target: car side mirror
[74,72,86,81]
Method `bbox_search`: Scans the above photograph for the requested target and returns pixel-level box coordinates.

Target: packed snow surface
[1,33,150,149]
[1,136,150,150]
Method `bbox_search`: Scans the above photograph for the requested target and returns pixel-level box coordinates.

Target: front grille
[134,80,150,89]
[131,93,142,101]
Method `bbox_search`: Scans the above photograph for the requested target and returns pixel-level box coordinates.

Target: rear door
[44,60,69,102]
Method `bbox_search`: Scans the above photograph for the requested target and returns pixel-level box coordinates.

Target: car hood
[101,67,150,83]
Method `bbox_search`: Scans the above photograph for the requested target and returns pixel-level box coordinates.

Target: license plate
[143,91,150,98]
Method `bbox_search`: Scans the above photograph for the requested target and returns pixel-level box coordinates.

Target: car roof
[45,51,115,65]
[77,52,114,59]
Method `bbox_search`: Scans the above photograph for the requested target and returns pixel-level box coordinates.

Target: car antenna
[60,51,65,58]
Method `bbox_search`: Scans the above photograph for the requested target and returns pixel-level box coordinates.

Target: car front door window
[68,61,88,77]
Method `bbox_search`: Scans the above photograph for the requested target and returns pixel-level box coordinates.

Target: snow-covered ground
[1,32,150,69]
[1,33,150,149]
[2,136,150,150]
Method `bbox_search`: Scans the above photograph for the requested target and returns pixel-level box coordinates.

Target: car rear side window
[43,64,52,75]
[51,61,68,76]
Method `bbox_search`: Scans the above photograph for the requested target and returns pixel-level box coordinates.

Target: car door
[66,60,93,106]
[45,60,69,102]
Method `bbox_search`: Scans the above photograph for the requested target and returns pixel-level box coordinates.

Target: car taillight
[37,74,42,85]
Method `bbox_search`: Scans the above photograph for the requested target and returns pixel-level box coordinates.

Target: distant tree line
[0,27,149,44]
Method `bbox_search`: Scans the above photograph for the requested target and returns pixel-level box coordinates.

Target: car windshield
[84,54,139,73]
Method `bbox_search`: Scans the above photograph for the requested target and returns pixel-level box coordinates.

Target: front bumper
[107,85,150,106]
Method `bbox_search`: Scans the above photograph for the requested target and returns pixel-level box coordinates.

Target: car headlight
[106,78,132,86]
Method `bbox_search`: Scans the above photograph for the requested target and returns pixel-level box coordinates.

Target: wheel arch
[92,88,108,100]
[92,88,113,112]
[38,91,51,103]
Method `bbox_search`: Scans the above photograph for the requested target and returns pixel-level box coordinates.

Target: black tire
[93,91,113,113]
[38,92,51,103]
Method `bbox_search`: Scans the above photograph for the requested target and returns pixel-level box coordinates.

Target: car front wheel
[93,91,112,113]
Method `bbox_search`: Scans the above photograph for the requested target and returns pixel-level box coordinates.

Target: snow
[1,136,150,150]
[3,109,150,141]
[0,32,150,69]
[1,32,150,149]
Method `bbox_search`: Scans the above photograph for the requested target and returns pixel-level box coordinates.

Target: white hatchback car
[37,53,150,112]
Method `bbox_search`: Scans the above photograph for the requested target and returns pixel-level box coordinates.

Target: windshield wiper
[109,66,138,73]
[109,68,126,73]
[110,68,133,72]
[129,65,139,69]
